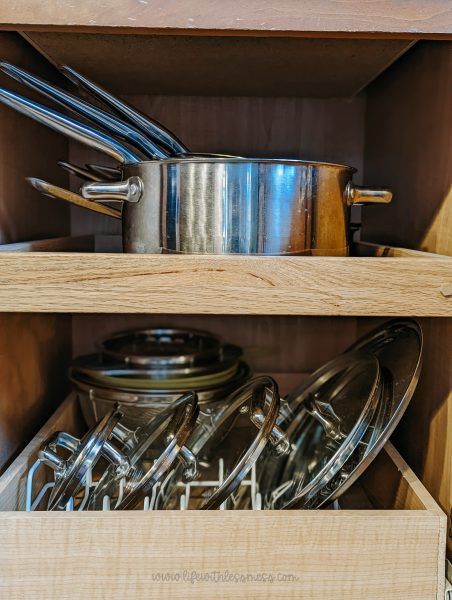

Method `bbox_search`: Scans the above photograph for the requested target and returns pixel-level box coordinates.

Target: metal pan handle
[346,183,392,205]
[0,86,141,164]
[81,177,143,204]
[27,177,122,219]
[0,62,167,160]
[60,65,187,156]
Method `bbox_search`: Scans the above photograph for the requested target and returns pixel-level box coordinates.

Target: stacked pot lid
[260,319,423,509]
[71,328,251,427]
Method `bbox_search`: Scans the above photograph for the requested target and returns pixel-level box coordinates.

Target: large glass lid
[302,319,423,508]
[265,351,381,509]
[157,376,290,510]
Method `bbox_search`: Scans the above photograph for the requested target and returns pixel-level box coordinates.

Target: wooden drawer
[0,392,446,600]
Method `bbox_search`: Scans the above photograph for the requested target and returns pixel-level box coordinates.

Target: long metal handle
[0,86,141,164]
[346,183,392,205]
[81,177,143,204]
[0,62,167,160]
[60,65,188,155]
[27,177,122,219]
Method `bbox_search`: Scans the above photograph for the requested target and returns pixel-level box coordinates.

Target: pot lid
[266,351,381,509]
[303,319,422,508]
[90,391,200,511]
[159,376,290,510]
[45,408,123,511]
[98,328,223,368]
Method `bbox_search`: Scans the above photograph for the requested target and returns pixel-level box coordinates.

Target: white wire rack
[25,457,264,511]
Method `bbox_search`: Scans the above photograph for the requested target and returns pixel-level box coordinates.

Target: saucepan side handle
[81,176,143,204]
[27,177,121,219]
[346,182,392,206]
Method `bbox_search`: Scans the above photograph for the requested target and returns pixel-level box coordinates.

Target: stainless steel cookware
[98,328,223,369]
[86,164,121,181]
[40,408,126,511]
[71,360,250,429]
[0,87,141,164]
[27,177,121,219]
[81,158,392,255]
[59,66,238,160]
[0,62,167,160]
[60,64,188,156]
[94,392,200,511]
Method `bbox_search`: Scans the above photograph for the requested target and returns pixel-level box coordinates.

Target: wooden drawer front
[0,394,446,599]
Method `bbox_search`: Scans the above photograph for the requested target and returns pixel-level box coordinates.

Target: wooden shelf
[1,1,451,37]
[0,253,450,316]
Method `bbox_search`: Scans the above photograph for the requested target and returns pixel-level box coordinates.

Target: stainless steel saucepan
[80,158,392,255]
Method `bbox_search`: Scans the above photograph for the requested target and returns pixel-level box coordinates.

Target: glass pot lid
[264,351,381,509]
[158,376,290,510]
[89,391,200,511]
[40,408,126,511]
[301,319,423,508]
[301,367,393,508]
[98,328,223,368]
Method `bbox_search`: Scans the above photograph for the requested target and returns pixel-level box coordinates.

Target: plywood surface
[1,1,451,36]
[395,318,452,558]
[0,314,71,473]
[0,254,450,316]
[24,33,412,97]
[363,41,452,255]
[0,510,444,600]
[0,32,69,244]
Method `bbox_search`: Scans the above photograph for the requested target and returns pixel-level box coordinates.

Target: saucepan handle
[346,182,392,206]
[27,177,121,219]
[81,176,143,204]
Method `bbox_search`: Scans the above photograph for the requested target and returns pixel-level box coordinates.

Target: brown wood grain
[362,41,452,560]
[362,41,452,254]
[0,314,71,473]
[0,32,69,244]
[1,1,451,36]
[0,254,450,316]
[0,393,446,599]
[23,32,413,97]
[71,314,358,375]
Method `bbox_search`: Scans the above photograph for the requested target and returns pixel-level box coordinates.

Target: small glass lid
[89,392,200,510]
[265,351,381,509]
[43,408,123,511]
